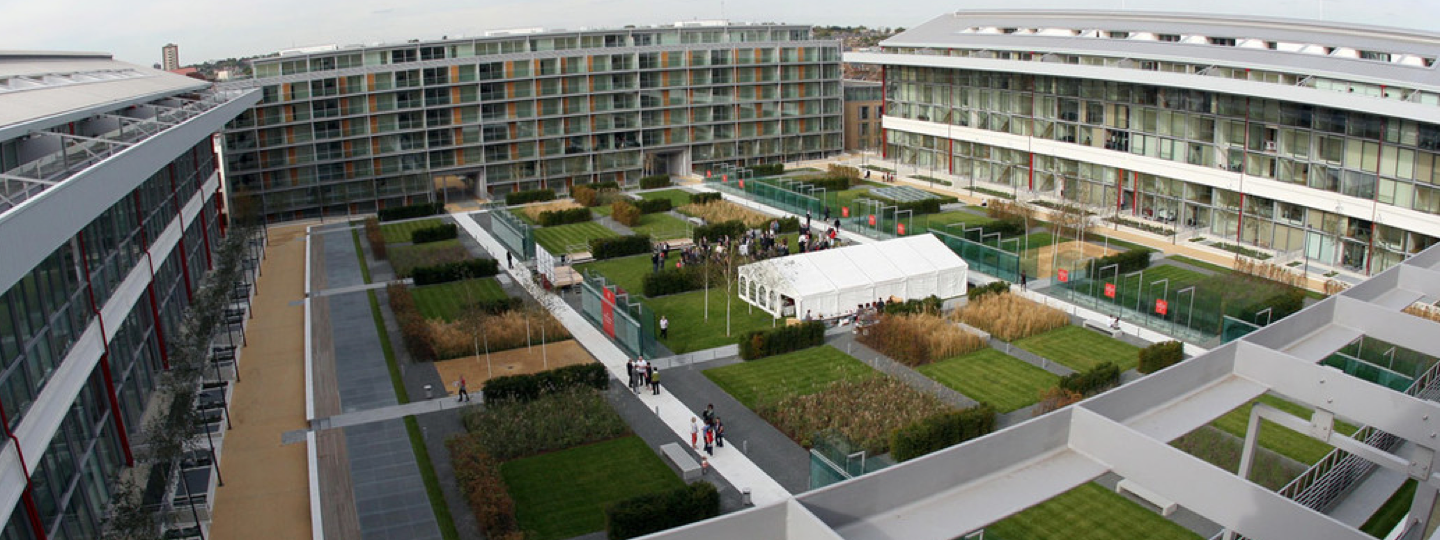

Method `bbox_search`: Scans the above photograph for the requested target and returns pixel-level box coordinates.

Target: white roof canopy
[737,235,968,318]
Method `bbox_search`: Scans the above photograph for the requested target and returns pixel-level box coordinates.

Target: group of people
[626,356,661,395]
[690,404,726,456]
[864,169,898,183]
[800,297,894,330]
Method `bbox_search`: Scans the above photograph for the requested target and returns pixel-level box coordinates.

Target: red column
[75,232,135,465]
[0,402,47,540]
[880,65,887,159]
[1133,171,1140,216]
[168,164,194,301]
[948,138,954,175]
[133,194,170,370]
[1116,169,1124,210]
[1237,193,1246,243]
[1028,152,1035,191]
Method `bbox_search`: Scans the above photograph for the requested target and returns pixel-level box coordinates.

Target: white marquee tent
[737,235,968,318]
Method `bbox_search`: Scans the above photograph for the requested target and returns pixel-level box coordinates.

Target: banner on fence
[1156,299,1168,315]
[1104,283,1116,298]
[1058,269,1069,283]
[602,288,617,337]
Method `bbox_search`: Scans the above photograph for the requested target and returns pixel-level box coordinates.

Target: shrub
[858,313,985,366]
[688,192,722,205]
[1091,248,1154,274]
[775,216,802,233]
[463,387,628,460]
[378,202,443,222]
[889,405,997,462]
[966,280,1010,301]
[1138,340,1185,374]
[738,321,825,360]
[447,435,519,538]
[521,200,584,222]
[611,200,641,227]
[429,306,570,359]
[792,174,851,192]
[411,259,500,286]
[591,235,652,259]
[693,219,747,242]
[760,377,950,454]
[827,164,860,181]
[390,243,472,278]
[506,188,557,205]
[473,297,524,315]
[955,291,1069,342]
[573,185,599,207]
[635,198,672,214]
[363,217,387,260]
[538,207,593,226]
[1033,387,1083,416]
[1058,362,1121,396]
[883,295,943,315]
[642,266,707,297]
[748,163,784,176]
[481,363,609,403]
[387,284,435,362]
[679,200,770,228]
[410,223,459,244]
[605,482,720,540]
[639,174,673,189]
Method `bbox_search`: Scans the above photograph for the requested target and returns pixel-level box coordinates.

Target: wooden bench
[660,443,701,482]
[551,266,583,289]
[567,251,594,264]
[1116,479,1178,516]
[1083,319,1122,338]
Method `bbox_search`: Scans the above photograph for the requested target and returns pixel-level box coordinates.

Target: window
[859,106,869,120]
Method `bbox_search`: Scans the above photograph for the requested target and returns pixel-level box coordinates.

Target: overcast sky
[3,0,1438,67]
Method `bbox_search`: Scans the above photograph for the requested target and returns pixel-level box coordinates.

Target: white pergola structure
[736,235,967,319]
[647,244,1440,540]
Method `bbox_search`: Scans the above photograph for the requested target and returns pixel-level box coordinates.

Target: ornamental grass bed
[954,292,1069,342]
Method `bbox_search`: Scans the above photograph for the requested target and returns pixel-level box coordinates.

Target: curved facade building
[0,52,259,538]
[848,11,1440,275]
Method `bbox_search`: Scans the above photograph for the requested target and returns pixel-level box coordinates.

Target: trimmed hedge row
[573,185,599,207]
[639,175,673,189]
[793,174,852,192]
[775,216,802,233]
[410,223,458,244]
[538,207,593,227]
[363,217,387,260]
[642,266,706,297]
[693,220,747,242]
[889,404,997,462]
[378,202,444,222]
[412,259,501,286]
[966,281,1010,301]
[605,482,720,540]
[1091,248,1154,274]
[748,163,785,176]
[447,436,519,539]
[1058,362,1121,396]
[1138,340,1185,374]
[474,297,524,315]
[689,192,722,205]
[738,321,825,360]
[635,198,672,214]
[505,188,556,205]
[883,295,943,315]
[612,201,641,227]
[481,363,609,403]
[591,235,652,259]
[388,283,434,362]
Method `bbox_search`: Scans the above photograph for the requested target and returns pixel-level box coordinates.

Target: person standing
[506,251,513,269]
[626,358,636,391]
[690,417,699,450]
[650,368,661,395]
[457,376,469,402]
[659,315,669,339]
[714,417,725,448]
[703,424,715,456]
[702,404,716,427]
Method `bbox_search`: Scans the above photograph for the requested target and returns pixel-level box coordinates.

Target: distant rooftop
[0,51,208,130]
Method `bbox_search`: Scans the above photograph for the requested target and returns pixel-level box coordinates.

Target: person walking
[506,251,513,269]
[456,376,469,402]
[714,417,725,448]
[650,368,661,395]
[659,315,669,339]
[690,417,700,450]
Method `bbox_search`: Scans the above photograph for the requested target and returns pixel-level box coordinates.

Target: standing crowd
[627,356,661,395]
[689,404,726,458]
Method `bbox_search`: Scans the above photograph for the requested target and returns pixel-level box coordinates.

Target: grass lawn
[591,204,613,217]
[501,436,683,540]
[987,482,1202,540]
[534,222,618,254]
[917,349,1059,413]
[576,252,679,297]
[1015,325,1141,372]
[411,278,508,321]
[1363,479,1417,537]
[1167,255,1234,274]
[380,218,446,244]
[1210,393,1359,465]
[1078,264,1210,310]
[704,345,875,409]
[631,212,691,240]
[648,287,778,353]
[638,188,695,208]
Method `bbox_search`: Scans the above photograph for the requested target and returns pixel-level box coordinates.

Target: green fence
[808,430,894,490]
[579,270,660,359]
[931,229,1023,283]
[491,207,535,260]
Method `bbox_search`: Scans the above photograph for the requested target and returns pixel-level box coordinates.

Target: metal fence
[808,430,894,490]
[578,270,660,359]
[491,207,534,260]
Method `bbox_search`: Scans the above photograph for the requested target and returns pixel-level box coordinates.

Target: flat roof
[0,52,209,131]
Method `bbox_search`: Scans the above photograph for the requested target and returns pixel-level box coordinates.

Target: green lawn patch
[1210,393,1358,465]
[1015,326,1141,372]
[381,218,445,244]
[501,436,683,540]
[631,212,690,240]
[534,222,618,254]
[576,253,676,297]
[917,349,1059,413]
[704,345,875,409]
[987,482,1203,540]
[591,204,613,217]
[1089,234,1149,253]
[1362,479,1417,538]
[412,278,508,321]
[638,189,695,209]
[1167,255,1234,275]
[648,287,778,353]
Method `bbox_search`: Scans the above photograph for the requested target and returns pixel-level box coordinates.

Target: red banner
[602,287,617,337]
[1155,299,1169,316]
[897,223,906,235]
[706,170,712,178]
[1104,283,1116,298]
[842,207,850,218]
[868,214,876,226]
[1057,269,1069,283]
[738,179,745,188]
[722,174,728,183]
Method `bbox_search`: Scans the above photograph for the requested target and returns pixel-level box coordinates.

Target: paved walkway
[313,280,411,297]
[210,224,313,540]
[455,211,793,506]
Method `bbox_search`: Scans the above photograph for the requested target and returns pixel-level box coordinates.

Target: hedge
[605,482,720,540]
[639,175,673,189]
[635,198,672,214]
[642,266,706,297]
[474,297,524,315]
[1091,248,1154,274]
[1138,340,1185,374]
[447,435,519,539]
[591,235,652,259]
[689,192,722,205]
[573,185,599,207]
[738,321,825,360]
[612,200,641,227]
[538,207,593,227]
[388,283,434,362]
[411,259,501,286]
[410,223,459,244]
[481,363,610,403]
[363,217,387,260]
[1058,362,1121,396]
[793,174,851,192]
[883,295,943,315]
[378,202,444,222]
[775,216,802,233]
[693,220,747,242]
[505,188,557,205]
[966,281,1010,301]
[748,163,785,176]
[889,404,997,462]
[580,180,620,192]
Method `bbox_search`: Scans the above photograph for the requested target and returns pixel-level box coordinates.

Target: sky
[2,0,1438,67]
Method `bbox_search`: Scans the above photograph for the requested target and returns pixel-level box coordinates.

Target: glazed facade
[220,24,844,222]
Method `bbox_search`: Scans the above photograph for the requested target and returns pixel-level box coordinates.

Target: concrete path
[826,332,978,409]
[986,337,1076,377]
[455,211,793,506]
[313,279,411,297]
